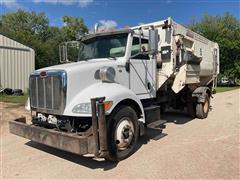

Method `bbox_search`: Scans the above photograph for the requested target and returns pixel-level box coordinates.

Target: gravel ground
[1,89,239,179]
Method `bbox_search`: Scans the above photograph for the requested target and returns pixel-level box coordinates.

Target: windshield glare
[78,33,128,61]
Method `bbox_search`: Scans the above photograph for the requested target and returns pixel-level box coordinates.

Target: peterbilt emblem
[40,71,47,78]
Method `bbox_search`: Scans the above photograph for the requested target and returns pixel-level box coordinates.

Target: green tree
[61,16,88,41]
[189,12,240,80]
[0,10,49,44]
[0,10,88,69]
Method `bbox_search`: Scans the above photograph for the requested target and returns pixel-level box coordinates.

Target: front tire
[106,106,139,162]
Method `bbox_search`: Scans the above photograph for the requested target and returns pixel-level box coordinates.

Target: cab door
[129,37,156,99]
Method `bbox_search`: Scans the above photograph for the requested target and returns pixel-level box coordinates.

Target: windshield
[78,33,128,61]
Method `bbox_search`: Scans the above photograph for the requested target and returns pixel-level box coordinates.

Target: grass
[0,94,28,105]
[216,86,240,93]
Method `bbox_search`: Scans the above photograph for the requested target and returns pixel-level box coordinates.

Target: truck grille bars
[29,70,67,115]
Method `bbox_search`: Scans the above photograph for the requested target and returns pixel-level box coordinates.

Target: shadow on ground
[26,141,118,170]
[25,110,194,170]
[162,110,194,124]
[136,110,194,154]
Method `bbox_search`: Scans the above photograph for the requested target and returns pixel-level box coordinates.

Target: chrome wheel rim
[115,118,134,150]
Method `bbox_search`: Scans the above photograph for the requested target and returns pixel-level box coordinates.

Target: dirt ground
[1,89,239,179]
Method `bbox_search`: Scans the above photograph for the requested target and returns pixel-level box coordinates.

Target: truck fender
[192,87,211,103]
[64,82,145,122]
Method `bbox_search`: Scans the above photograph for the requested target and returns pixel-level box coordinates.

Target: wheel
[13,89,23,96]
[13,89,22,93]
[196,95,210,119]
[4,88,13,95]
[105,106,139,162]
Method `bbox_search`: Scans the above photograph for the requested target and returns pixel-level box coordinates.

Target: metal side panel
[9,117,95,155]
[186,64,200,84]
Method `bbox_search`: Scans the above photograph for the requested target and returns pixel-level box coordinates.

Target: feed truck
[9,18,219,161]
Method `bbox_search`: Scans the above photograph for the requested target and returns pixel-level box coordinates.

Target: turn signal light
[104,101,113,111]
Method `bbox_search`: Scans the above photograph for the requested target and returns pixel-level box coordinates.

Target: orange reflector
[104,101,112,111]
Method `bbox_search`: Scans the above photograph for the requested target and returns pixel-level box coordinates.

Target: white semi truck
[9,18,219,161]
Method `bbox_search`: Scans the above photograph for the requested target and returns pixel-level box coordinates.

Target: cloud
[78,0,93,7]
[1,0,23,10]
[33,0,94,7]
[166,0,173,4]
[98,20,118,31]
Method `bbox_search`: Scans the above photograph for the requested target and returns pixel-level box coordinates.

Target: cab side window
[131,37,150,60]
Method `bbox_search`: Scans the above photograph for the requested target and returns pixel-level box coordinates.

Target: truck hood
[36,58,121,105]
[38,58,117,73]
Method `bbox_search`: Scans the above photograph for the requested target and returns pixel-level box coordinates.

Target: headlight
[99,66,116,82]
[72,101,113,114]
[72,103,92,114]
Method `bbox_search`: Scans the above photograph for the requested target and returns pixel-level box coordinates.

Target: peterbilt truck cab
[9,18,219,161]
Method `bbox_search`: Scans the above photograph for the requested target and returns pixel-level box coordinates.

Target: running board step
[147,120,167,129]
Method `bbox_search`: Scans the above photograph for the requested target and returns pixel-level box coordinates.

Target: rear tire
[105,106,139,162]
[196,95,210,119]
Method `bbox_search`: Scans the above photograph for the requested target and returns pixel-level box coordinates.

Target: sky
[0,0,239,30]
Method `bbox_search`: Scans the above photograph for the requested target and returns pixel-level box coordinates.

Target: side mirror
[59,41,80,63]
[148,29,158,55]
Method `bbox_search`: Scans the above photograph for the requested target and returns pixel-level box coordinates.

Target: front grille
[29,70,67,114]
